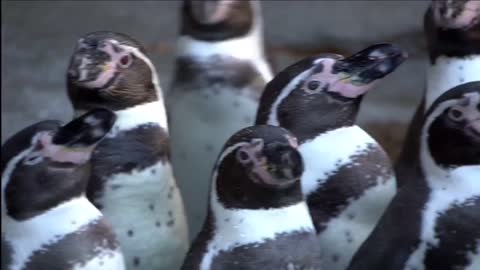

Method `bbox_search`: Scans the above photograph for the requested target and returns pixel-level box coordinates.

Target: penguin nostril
[68,69,78,78]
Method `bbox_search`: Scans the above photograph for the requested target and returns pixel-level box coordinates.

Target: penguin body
[1,109,125,270]
[182,125,323,270]
[396,0,480,187]
[167,0,273,238]
[347,82,480,270]
[66,31,189,270]
[255,44,407,270]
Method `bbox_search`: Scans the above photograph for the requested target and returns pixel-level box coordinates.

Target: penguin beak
[33,109,116,166]
[333,44,408,86]
[52,108,116,149]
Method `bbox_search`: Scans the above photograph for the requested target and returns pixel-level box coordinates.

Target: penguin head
[422,81,480,169]
[431,0,480,30]
[181,0,257,41]
[425,0,480,61]
[1,109,116,220]
[256,44,407,141]
[67,31,159,111]
[212,125,304,210]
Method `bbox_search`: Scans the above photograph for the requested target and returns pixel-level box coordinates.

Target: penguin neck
[299,125,377,195]
[75,100,168,136]
[3,196,101,240]
[420,133,480,192]
[176,10,272,81]
[426,55,480,109]
[210,190,314,244]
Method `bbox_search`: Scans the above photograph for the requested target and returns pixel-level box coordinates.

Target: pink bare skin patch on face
[36,132,96,165]
[191,0,235,24]
[302,58,377,99]
[433,0,480,29]
[236,139,279,186]
[78,39,133,89]
[450,92,480,135]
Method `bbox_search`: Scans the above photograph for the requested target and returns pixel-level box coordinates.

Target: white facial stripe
[426,56,480,109]
[267,68,314,126]
[202,141,314,269]
[77,57,92,81]
[421,99,460,177]
[1,141,39,223]
[110,41,164,102]
[406,92,480,270]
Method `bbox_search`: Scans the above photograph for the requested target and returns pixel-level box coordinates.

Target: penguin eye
[119,54,133,68]
[23,153,43,165]
[448,108,464,122]
[236,149,251,164]
[307,80,320,91]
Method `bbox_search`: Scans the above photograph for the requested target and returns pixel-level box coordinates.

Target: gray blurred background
[2,0,431,158]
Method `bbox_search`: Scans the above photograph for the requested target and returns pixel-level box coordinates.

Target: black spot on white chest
[423,196,480,269]
[210,232,323,270]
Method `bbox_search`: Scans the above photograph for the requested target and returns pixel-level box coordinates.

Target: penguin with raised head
[347,81,480,270]
[1,109,126,270]
[66,31,189,270]
[181,125,323,270]
[167,0,273,238]
[256,44,407,270]
[396,0,480,187]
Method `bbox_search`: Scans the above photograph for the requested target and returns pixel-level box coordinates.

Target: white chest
[167,88,260,236]
[3,198,103,270]
[426,55,480,108]
[299,126,378,196]
[95,161,189,270]
[298,126,396,270]
[200,201,315,270]
[72,249,125,270]
[404,166,480,270]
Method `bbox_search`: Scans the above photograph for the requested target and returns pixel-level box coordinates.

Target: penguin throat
[176,15,272,82]
[426,55,480,109]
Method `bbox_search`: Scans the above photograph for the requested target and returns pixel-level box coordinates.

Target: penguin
[167,0,274,238]
[396,0,480,187]
[66,31,189,270]
[347,81,480,270]
[255,44,407,270]
[181,125,323,270]
[1,109,126,270]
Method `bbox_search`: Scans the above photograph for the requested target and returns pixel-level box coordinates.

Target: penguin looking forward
[256,44,407,270]
[181,125,323,270]
[347,81,480,270]
[1,109,126,270]
[66,31,189,270]
[396,0,480,187]
[167,0,273,238]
